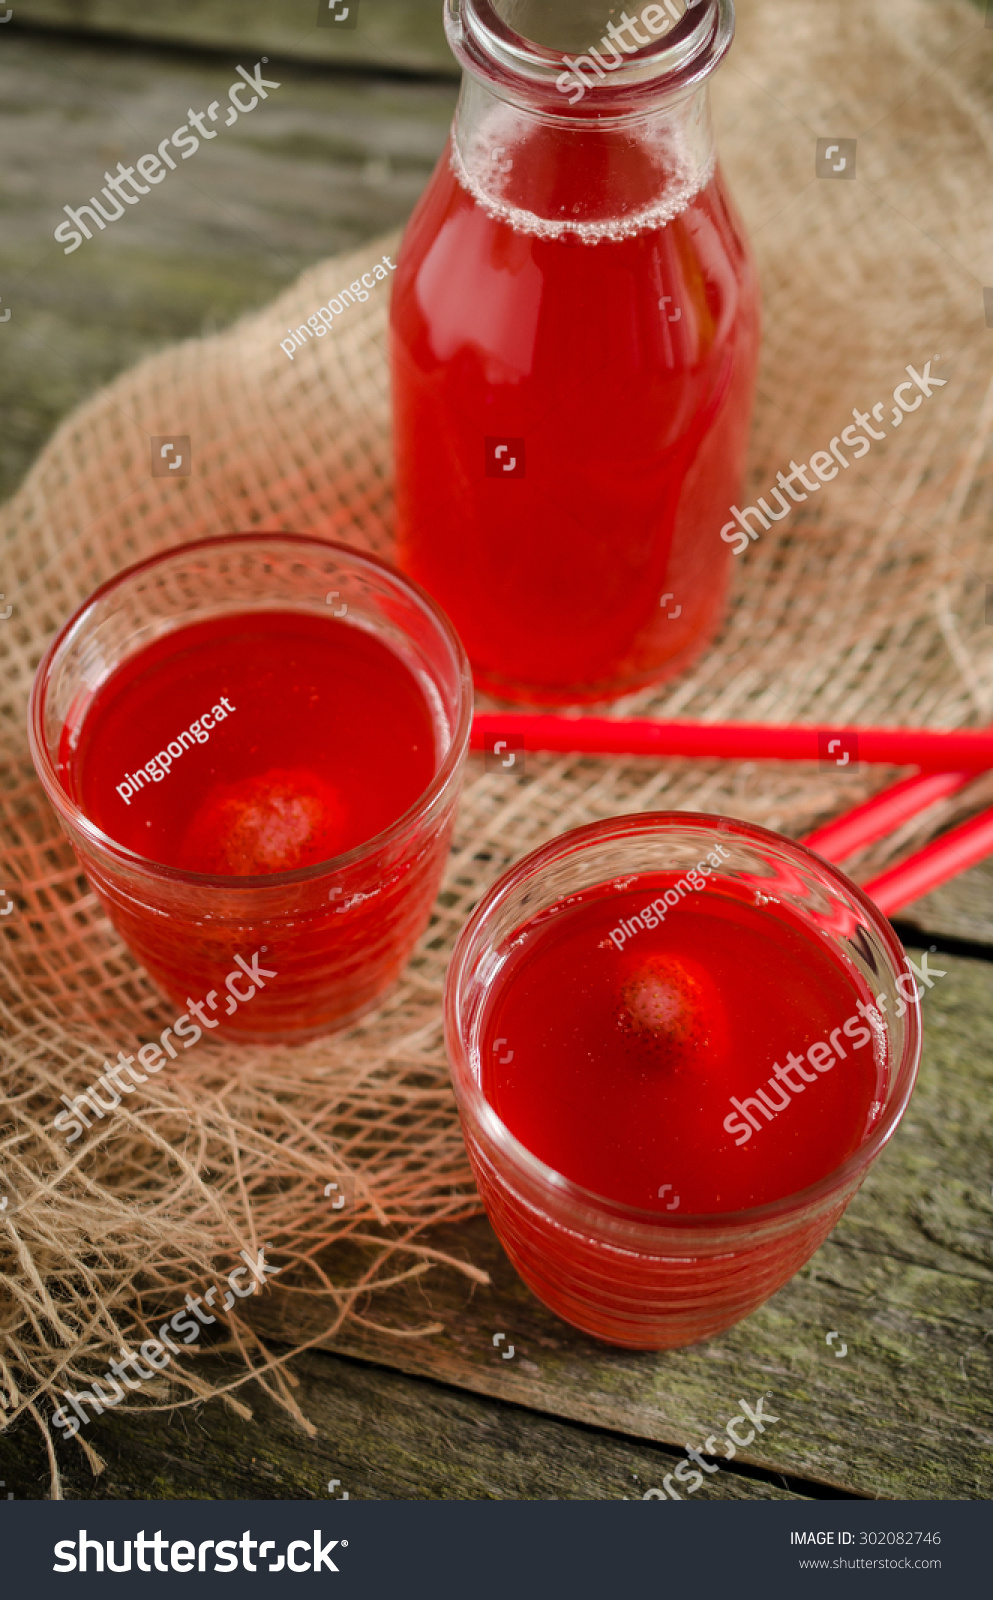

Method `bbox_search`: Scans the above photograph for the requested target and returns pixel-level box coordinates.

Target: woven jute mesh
[1,0,991,1489]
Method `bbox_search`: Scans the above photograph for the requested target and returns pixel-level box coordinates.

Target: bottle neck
[446,0,733,119]
[445,1,730,238]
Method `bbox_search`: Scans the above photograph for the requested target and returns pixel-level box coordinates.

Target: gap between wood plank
[285,1340,874,1502]
[892,923,993,965]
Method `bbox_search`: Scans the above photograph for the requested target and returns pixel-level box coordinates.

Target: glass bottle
[390,0,761,705]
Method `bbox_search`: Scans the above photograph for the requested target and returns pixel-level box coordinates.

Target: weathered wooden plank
[0,1348,802,1501]
[9,1,457,76]
[21,0,985,70]
[897,859,993,950]
[0,30,455,503]
[247,1227,992,1502]
[243,949,993,1501]
[11,0,993,77]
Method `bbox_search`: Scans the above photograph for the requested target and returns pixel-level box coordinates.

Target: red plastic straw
[471,714,993,772]
[861,804,993,915]
[472,712,993,913]
[801,771,974,862]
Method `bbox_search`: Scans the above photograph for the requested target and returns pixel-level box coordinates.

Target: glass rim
[444,810,922,1234]
[446,0,734,119]
[27,531,474,891]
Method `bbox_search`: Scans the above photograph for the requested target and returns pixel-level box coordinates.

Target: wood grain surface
[7,0,456,75]
[899,860,993,949]
[0,1347,801,1502]
[0,29,456,504]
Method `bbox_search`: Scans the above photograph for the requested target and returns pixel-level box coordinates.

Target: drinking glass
[29,533,472,1044]
[445,812,922,1348]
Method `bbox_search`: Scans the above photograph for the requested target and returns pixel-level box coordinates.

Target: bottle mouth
[445,0,734,119]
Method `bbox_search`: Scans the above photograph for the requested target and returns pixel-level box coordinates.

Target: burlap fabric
[1,0,991,1489]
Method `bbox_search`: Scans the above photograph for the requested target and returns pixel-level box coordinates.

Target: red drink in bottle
[391,0,761,704]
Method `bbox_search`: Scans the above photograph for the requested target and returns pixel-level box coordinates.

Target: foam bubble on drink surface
[450,104,715,244]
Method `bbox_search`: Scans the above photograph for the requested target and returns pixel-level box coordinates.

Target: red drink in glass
[65,612,438,877]
[391,0,761,704]
[481,881,882,1216]
[29,535,472,1043]
[445,815,921,1349]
